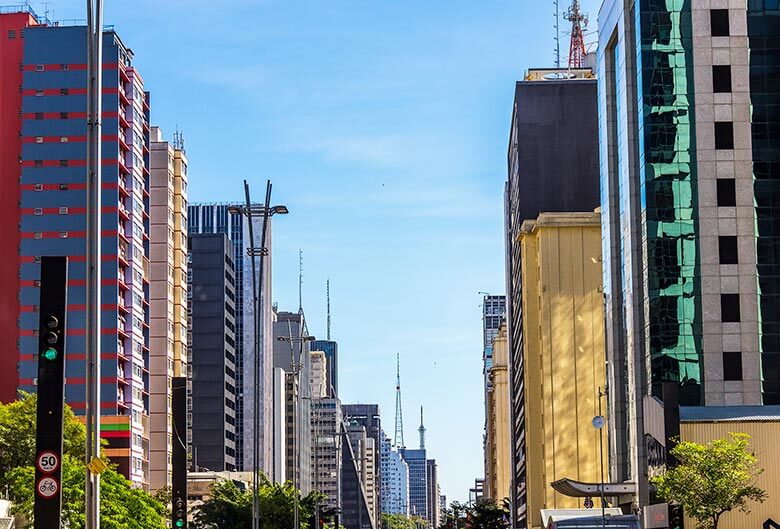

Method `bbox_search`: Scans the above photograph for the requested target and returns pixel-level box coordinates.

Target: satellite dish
[592,416,605,429]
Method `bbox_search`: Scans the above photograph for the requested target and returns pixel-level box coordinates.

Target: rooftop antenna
[173,127,185,152]
[326,279,331,341]
[565,0,588,68]
[418,406,426,450]
[298,249,303,314]
[394,353,405,449]
[553,0,561,68]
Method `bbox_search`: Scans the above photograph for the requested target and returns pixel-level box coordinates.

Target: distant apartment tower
[188,234,237,471]
[311,339,338,396]
[189,203,274,472]
[504,67,600,527]
[380,431,409,515]
[343,404,382,514]
[482,295,506,389]
[484,323,510,503]
[310,350,328,399]
[0,14,155,487]
[273,311,313,494]
[311,396,343,509]
[597,0,780,511]
[148,127,188,491]
[399,447,427,520]
[426,460,440,528]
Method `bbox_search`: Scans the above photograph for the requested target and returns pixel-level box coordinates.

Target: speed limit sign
[36,451,60,474]
[36,476,59,499]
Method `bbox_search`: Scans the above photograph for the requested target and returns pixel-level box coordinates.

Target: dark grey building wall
[505,77,599,528]
[343,404,381,515]
[189,233,237,471]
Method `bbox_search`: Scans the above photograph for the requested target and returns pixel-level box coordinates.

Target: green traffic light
[43,347,58,361]
[175,520,184,527]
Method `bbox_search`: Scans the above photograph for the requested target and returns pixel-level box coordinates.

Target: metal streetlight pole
[593,387,607,529]
[228,182,288,529]
[85,1,103,528]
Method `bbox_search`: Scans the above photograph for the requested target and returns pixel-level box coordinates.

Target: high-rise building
[484,323,510,503]
[310,350,328,399]
[311,397,343,509]
[341,421,376,529]
[399,447,427,520]
[188,233,237,471]
[426,459,440,528]
[189,203,274,473]
[0,16,154,487]
[0,8,42,403]
[516,211,607,527]
[273,311,313,494]
[597,0,780,511]
[343,404,382,515]
[380,430,409,515]
[504,67,600,527]
[311,339,338,397]
[148,127,188,491]
[482,295,506,389]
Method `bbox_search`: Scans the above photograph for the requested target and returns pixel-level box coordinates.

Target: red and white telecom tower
[564,0,588,68]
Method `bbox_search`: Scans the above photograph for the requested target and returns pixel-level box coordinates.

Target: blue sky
[48,0,601,502]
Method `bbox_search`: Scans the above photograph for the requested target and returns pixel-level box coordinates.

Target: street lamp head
[304,335,316,342]
[277,336,288,342]
[271,205,289,215]
[227,206,243,215]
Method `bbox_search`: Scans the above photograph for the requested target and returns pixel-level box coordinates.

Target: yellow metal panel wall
[520,213,607,529]
[680,421,780,528]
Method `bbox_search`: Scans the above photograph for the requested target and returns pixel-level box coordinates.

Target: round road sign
[36,476,59,499]
[36,451,60,474]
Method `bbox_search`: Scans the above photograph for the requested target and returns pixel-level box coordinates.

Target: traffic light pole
[85,1,104,528]
[33,257,68,529]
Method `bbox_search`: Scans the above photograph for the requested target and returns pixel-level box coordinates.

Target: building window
[714,122,734,150]
[59,232,68,239]
[717,179,736,206]
[33,208,43,216]
[35,64,44,72]
[35,112,43,120]
[60,88,69,95]
[710,9,730,37]
[34,184,43,191]
[721,294,741,322]
[723,351,743,381]
[35,89,43,97]
[8,30,16,39]
[60,136,68,143]
[33,232,42,239]
[59,183,68,190]
[60,112,68,119]
[719,236,738,264]
[61,64,69,71]
[34,160,43,168]
[59,207,68,215]
[59,160,68,167]
[35,136,43,143]
[712,65,732,93]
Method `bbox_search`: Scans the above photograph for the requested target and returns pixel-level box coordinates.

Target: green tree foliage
[437,500,508,529]
[192,476,324,529]
[381,513,419,529]
[651,433,767,529]
[1,393,166,529]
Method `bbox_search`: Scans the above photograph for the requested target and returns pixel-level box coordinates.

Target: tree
[464,499,508,529]
[192,476,324,529]
[1,393,167,529]
[382,513,418,529]
[651,433,767,529]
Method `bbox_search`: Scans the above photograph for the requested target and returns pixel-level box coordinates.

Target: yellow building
[148,127,188,492]
[519,211,607,529]
[679,407,780,529]
[485,323,511,503]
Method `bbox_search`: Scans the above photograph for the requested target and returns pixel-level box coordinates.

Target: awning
[540,509,625,529]
[550,478,636,497]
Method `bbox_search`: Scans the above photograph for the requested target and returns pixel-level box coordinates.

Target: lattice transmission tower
[564,0,588,68]
[393,353,405,449]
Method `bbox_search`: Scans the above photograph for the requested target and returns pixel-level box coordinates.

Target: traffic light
[34,256,68,529]
[172,377,188,528]
[669,504,684,529]
[173,498,186,528]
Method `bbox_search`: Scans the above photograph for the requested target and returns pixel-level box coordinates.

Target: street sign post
[33,256,68,529]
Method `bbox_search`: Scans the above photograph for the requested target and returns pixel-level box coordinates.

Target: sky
[44,0,602,503]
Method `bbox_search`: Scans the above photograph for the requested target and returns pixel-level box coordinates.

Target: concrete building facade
[310,350,328,399]
[484,323,511,503]
[504,67,601,526]
[189,203,274,473]
[380,431,409,515]
[311,397,343,509]
[518,212,607,528]
[597,0,780,510]
[426,459,440,529]
[0,16,155,487]
[148,127,188,491]
[188,233,237,471]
